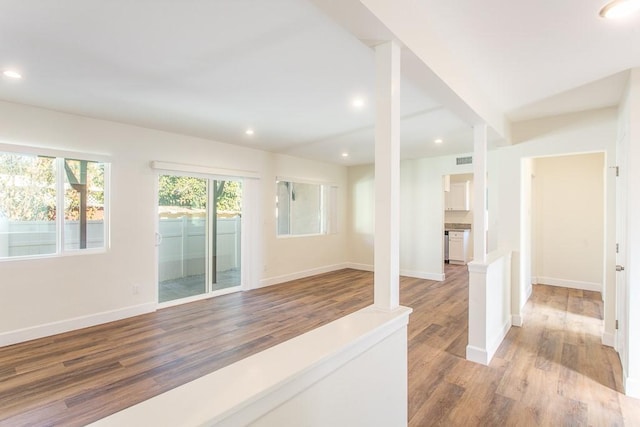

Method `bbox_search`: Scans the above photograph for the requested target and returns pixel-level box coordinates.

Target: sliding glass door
[157,174,242,303]
[210,179,242,292]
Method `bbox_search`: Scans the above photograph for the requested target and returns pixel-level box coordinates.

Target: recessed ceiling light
[352,97,365,109]
[434,138,443,144]
[341,152,349,158]
[2,70,22,79]
[599,0,640,18]
[245,129,254,135]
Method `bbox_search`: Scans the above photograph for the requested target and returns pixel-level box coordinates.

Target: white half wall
[466,250,512,365]
[89,305,412,427]
[0,100,348,345]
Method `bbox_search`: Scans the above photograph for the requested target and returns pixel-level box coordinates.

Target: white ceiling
[414,0,639,119]
[0,0,638,165]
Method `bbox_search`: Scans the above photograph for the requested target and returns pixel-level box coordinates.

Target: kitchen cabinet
[449,230,470,265]
[445,181,470,211]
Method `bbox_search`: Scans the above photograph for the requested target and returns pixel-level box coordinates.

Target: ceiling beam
[312,0,511,143]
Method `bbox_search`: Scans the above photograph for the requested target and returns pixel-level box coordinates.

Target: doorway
[443,173,474,270]
[157,174,243,304]
[520,152,609,334]
[529,153,605,293]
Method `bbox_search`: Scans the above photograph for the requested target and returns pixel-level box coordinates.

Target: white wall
[531,153,605,292]
[492,107,617,334]
[618,68,640,398]
[259,154,348,287]
[347,154,473,280]
[0,100,348,344]
[347,165,375,269]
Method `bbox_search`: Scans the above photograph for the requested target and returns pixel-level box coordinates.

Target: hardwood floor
[0,265,638,426]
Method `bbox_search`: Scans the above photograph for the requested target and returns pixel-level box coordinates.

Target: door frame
[615,130,629,374]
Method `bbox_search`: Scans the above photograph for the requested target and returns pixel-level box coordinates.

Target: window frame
[0,143,110,261]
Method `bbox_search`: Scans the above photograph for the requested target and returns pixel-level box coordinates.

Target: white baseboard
[345,262,374,272]
[258,263,445,289]
[399,269,445,281]
[466,345,489,365]
[0,302,156,348]
[488,321,511,361]
[343,264,445,281]
[258,263,350,288]
[467,321,511,366]
[526,283,533,300]
[512,314,523,327]
[602,331,616,347]
[535,276,601,293]
[624,376,640,399]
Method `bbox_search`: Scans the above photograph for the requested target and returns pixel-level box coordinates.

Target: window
[276,179,337,236]
[0,151,108,259]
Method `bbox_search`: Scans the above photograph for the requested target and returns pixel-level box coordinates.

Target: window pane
[290,182,320,235]
[276,181,291,235]
[158,175,207,302]
[213,179,242,291]
[63,159,105,250]
[0,153,56,258]
[276,180,326,236]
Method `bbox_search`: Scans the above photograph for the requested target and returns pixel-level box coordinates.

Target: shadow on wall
[511,109,615,144]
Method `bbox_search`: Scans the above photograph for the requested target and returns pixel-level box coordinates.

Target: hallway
[407,265,640,425]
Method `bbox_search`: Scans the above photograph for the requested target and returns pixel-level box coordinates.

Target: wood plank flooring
[0,265,638,426]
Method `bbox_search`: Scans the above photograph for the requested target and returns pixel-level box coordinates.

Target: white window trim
[0,147,111,261]
[275,178,338,238]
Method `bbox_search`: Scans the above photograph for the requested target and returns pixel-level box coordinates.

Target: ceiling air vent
[456,156,472,165]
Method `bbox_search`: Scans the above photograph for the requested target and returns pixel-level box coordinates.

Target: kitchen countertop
[445,223,472,232]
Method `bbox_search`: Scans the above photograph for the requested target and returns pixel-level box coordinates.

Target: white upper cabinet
[444,181,470,211]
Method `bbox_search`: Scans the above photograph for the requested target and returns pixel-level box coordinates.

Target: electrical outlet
[132,283,140,295]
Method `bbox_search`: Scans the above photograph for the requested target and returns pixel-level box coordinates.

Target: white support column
[374,40,401,311]
[473,124,488,264]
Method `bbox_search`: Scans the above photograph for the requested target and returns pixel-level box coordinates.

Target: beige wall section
[262,154,348,283]
[347,165,375,268]
[531,153,605,290]
[0,100,348,340]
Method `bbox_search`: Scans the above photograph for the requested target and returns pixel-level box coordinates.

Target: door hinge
[616,320,619,330]
[616,243,619,253]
